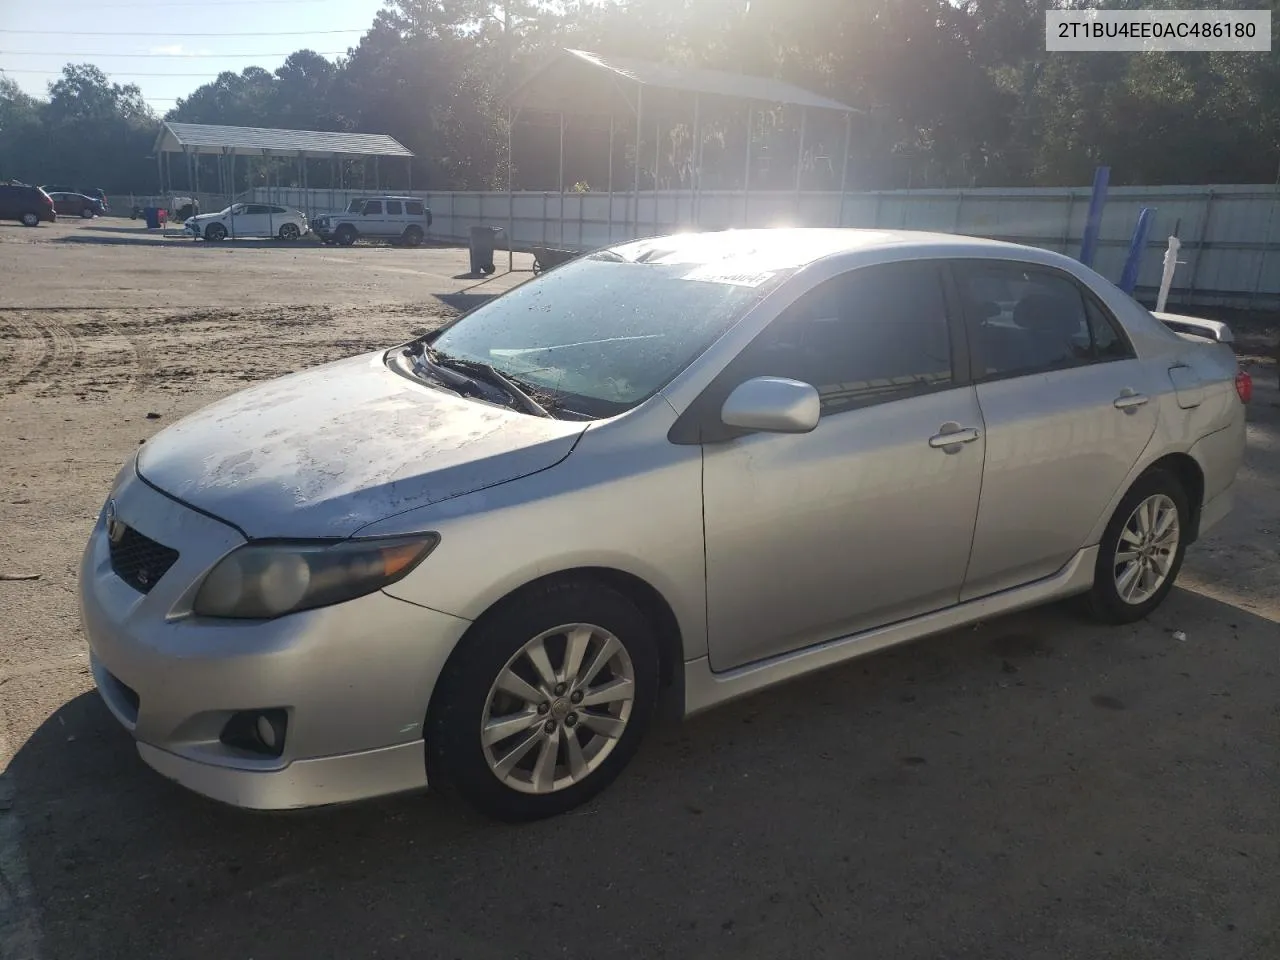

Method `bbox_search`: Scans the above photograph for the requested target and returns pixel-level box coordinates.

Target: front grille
[108,525,179,594]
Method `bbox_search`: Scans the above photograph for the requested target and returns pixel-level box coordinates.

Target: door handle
[1114,392,1149,411]
[928,426,981,449]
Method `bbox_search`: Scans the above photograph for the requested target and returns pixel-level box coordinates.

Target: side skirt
[683,546,1098,717]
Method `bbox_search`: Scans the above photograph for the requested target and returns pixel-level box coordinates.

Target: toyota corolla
[79,229,1249,821]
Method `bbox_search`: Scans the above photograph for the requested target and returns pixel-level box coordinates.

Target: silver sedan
[79,229,1251,820]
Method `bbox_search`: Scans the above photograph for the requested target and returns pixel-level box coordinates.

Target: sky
[0,0,388,113]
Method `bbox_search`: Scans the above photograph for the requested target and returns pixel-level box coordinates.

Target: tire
[204,223,227,242]
[335,225,357,247]
[278,222,300,241]
[80,207,95,219]
[1085,469,1189,624]
[20,212,39,227]
[402,225,424,247]
[428,579,659,822]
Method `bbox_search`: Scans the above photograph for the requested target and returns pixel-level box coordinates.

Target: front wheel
[1086,469,1189,624]
[278,222,300,241]
[80,206,95,219]
[204,222,227,241]
[429,580,659,821]
[335,226,357,247]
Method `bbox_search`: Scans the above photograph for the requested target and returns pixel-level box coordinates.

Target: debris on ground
[1172,630,1188,642]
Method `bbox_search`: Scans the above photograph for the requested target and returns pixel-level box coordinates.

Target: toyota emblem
[105,500,126,543]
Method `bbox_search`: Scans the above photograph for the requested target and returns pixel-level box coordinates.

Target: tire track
[0,313,52,398]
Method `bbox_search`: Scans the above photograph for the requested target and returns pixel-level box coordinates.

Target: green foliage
[4,0,1279,192]
[0,65,156,191]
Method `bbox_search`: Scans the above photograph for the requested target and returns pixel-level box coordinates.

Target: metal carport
[503,48,860,270]
[152,122,415,218]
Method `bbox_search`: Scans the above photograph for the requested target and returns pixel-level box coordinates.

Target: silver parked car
[79,229,1251,820]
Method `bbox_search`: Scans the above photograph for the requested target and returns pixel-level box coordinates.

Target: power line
[56,0,350,7]
[3,68,322,76]
[0,28,367,37]
[0,50,347,58]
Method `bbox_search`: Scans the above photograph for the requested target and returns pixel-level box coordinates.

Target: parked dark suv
[0,182,56,226]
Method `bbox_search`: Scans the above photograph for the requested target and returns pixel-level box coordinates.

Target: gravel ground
[1,217,1278,960]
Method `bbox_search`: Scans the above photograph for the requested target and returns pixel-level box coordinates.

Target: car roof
[606,228,1065,273]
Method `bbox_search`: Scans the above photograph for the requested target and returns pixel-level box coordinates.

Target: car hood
[136,352,587,538]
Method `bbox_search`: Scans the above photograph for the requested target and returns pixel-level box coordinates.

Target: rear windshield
[428,253,790,418]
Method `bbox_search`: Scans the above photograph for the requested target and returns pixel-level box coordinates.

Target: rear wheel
[402,225,424,247]
[278,222,300,241]
[20,212,39,227]
[80,206,95,219]
[429,580,659,822]
[1086,469,1189,624]
[335,225,357,247]
[204,222,227,241]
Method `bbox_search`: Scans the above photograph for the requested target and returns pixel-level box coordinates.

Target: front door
[701,260,986,671]
[360,199,386,235]
[949,259,1159,600]
[227,204,264,238]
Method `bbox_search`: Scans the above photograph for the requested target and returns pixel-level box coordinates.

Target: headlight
[193,535,438,619]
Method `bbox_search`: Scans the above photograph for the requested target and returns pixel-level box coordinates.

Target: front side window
[953,262,1125,379]
[386,200,403,215]
[428,253,790,418]
[731,261,955,416]
[363,201,382,214]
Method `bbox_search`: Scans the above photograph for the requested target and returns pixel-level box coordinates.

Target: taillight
[42,194,53,207]
[1235,369,1252,404]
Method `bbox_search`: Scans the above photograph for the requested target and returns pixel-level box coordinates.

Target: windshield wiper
[425,346,551,418]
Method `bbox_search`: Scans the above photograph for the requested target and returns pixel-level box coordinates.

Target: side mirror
[721,377,821,434]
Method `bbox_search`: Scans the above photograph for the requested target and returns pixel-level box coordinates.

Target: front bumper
[78,463,471,809]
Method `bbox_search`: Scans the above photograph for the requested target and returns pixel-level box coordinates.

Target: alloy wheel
[481,623,635,795]
[1113,493,1180,605]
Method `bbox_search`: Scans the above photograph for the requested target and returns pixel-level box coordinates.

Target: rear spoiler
[1151,311,1234,345]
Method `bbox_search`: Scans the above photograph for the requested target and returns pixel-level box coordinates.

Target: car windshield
[426,252,789,419]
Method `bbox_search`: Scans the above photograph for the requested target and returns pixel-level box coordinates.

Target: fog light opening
[220,709,288,759]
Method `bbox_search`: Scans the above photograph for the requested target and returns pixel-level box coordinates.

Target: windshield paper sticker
[682,265,776,287]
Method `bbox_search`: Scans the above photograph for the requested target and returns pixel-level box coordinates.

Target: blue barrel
[143,207,161,229]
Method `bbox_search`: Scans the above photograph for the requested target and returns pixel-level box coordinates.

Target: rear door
[384,199,404,236]
[700,260,985,670]
[950,259,1159,600]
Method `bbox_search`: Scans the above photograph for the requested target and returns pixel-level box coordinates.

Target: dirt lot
[1,216,1278,960]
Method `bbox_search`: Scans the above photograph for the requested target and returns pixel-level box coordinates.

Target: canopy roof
[508,48,858,117]
[154,122,414,159]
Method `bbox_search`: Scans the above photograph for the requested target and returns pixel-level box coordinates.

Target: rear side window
[736,261,955,415]
[406,201,424,216]
[1085,297,1134,361]
[363,201,382,214]
[385,200,403,215]
[952,262,1127,379]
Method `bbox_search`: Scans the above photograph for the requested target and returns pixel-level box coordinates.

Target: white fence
[251,184,1280,310]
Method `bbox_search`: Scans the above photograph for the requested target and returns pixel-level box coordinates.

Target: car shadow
[436,291,502,313]
[7,587,1278,959]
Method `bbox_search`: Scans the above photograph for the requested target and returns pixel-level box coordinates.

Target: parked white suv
[313,196,433,247]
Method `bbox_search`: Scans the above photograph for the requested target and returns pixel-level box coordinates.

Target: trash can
[143,206,161,229]
[469,225,502,275]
